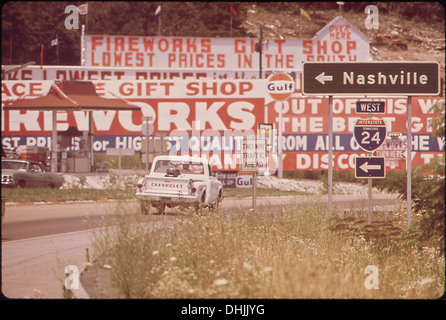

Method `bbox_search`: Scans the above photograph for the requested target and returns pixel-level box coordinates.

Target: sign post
[241,137,267,210]
[106,148,135,179]
[353,114,387,224]
[142,116,154,174]
[266,73,295,178]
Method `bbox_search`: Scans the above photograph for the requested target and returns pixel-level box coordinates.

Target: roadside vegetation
[89,199,444,299]
[0,186,307,205]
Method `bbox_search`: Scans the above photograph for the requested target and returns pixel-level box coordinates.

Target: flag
[155,5,161,16]
[230,6,237,17]
[51,38,58,46]
[40,45,43,69]
[300,8,311,21]
[78,3,88,15]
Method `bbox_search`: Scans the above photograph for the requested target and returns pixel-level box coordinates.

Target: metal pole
[143,116,149,174]
[89,111,94,171]
[367,112,373,225]
[328,96,333,216]
[51,110,58,173]
[278,101,283,178]
[407,96,412,228]
[259,26,263,79]
[252,172,257,210]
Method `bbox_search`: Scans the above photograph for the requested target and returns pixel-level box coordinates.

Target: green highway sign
[302,62,440,96]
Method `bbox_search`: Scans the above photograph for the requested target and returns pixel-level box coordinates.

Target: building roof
[3,80,140,111]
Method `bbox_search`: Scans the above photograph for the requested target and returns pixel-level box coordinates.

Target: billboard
[82,17,369,70]
[2,80,443,171]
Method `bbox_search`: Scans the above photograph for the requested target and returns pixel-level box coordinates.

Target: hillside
[242,4,445,77]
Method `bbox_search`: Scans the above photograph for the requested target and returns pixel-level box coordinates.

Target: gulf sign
[266,73,295,101]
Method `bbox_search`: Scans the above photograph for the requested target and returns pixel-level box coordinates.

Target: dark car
[1,159,63,189]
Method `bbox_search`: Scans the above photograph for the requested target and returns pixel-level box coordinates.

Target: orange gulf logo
[266,73,295,101]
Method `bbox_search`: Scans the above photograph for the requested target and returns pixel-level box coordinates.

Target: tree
[2,1,249,66]
[374,101,445,253]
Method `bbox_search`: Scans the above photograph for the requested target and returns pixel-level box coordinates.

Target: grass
[1,187,135,204]
[1,186,308,205]
[90,200,445,299]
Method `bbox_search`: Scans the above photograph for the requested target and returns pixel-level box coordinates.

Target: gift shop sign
[83,16,370,70]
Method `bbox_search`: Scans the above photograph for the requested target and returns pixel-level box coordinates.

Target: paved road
[1,193,402,299]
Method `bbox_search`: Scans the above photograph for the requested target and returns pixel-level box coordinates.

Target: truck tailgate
[143,177,190,195]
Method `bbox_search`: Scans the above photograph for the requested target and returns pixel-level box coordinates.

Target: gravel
[61,170,381,196]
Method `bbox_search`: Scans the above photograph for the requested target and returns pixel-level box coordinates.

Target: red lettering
[331,41,342,54]
[115,37,125,51]
[29,83,41,96]
[91,52,99,66]
[201,39,211,53]
[136,72,147,80]
[136,52,144,67]
[234,39,245,53]
[186,82,199,96]
[1,83,11,96]
[303,40,312,54]
[346,41,356,54]
[196,54,204,68]
[125,52,132,66]
[316,41,327,55]
[101,71,112,80]
[274,39,286,54]
[128,37,139,51]
[158,38,169,52]
[172,38,182,52]
[87,71,98,80]
[143,38,155,51]
[12,83,25,96]
[186,39,197,52]
[91,36,103,51]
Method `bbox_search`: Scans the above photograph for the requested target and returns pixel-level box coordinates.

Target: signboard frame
[355,156,386,179]
[240,137,268,173]
[302,61,441,96]
[353,118,387,152]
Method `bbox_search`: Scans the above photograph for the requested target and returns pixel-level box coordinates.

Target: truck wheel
[195,192,206,215]
[213,190,223,211]
[157,203,166,215]
[140,200,151,215]
[17,181,26,188]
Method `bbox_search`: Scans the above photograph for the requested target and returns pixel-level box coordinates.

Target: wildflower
[214,279,229,286]
[152,250,159,256]
[243,262,253,271]
[263,267,273,273]
[419,278,435,286]
[169,256,177,262]
[166,243,172,248]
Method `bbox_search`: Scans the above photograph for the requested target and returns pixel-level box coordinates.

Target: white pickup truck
[136,156,223,214]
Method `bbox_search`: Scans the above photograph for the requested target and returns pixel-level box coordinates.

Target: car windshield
[154,160,204,175]
[1,160,28,171]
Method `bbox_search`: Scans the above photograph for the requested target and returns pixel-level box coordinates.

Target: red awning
[3,80,140,111]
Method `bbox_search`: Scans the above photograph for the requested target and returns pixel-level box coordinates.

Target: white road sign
[241,138,267,173]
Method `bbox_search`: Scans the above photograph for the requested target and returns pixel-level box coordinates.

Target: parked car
[1,159,63,189]
[136,156,223,215]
